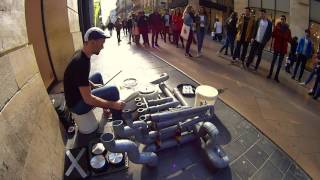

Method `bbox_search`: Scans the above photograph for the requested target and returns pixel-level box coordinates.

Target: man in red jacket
[267,15,291,83]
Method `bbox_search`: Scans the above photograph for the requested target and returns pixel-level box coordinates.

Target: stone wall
[290,0,310,37]
[0,0,84,179]
[43,0,83,80]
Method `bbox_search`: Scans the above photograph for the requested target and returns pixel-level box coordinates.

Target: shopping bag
[180,23,190,40]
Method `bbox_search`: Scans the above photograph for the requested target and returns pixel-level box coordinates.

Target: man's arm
[79,86,124,110]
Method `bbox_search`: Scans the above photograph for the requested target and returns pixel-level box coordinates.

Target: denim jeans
[220,32,235,55]
[312,68,320,99]
[197,28,205,53]
[304,66,318,84]
[268,51,285,79]
[69,72,122,120]
[185,30,194,54]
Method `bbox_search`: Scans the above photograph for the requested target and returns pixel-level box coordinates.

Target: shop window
[262,0,274,10]
[249,0,261,8]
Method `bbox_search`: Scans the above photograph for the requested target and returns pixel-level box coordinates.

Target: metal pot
[138,84,158,100]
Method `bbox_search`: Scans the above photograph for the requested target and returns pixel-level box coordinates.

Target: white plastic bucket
[72,110,99,134]
[194,85,219,107]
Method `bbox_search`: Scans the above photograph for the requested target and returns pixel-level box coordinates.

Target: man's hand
[109,100,126,110]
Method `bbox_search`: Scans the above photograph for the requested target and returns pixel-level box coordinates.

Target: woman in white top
[214,18,223,42]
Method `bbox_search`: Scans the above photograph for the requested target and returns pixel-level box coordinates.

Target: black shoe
[155,43,159,47]
[313,96,318,100]
[291,76,295,79]
[274,78,280,83]
[308,91,314,96]
[267,75,271,79]
[185,53,193,57]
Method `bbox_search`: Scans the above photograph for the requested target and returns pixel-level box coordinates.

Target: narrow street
[73,32,313,179]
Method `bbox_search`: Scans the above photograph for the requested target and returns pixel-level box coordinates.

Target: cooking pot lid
[106,152,123,164]
[90,155,106,169]
[139,84,156,94]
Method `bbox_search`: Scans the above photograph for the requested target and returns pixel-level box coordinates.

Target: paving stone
[0,56,19,110]
[269,149,292,174]
[237,130,260,149]
[245,144,269,169]
[286,163,311,180]
[256,137,277,156]
[283,172,298,180]
[224,138,247,162]
[251,160,283,180]
[230,156,257,179]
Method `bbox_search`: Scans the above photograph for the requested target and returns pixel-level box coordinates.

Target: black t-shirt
[64,50,90,108]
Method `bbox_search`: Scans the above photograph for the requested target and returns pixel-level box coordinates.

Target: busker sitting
[63,27,125,120]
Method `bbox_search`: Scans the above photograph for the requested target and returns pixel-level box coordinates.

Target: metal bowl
[106,152,124,165]
[90,155,106,169]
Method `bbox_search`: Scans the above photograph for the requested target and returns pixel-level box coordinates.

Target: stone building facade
[0,0,83,179]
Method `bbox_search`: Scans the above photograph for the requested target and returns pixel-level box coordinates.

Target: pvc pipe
[101,133,158,166]
[150,73,169,85]
[151,105,214,123]
[173,88,189,107]
[204,140,229,168]
[143,133,197,152]
[147,97,174,106]
[159,83,176,100]
[112,120,157,144]
[192,122,228,169]
[148,101,180,113]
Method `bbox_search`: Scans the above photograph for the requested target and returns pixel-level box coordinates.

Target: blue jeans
[312,68,320,99]
[304,66,318,84]
[197,28,205,53]
[70,72,122,119]
[220,32,235,55]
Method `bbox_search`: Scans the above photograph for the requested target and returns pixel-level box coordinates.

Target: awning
[199,0,227,11]
[168,0,188,9]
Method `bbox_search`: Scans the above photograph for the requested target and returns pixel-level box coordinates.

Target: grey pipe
[192,122,228,169]
[151,105,214,123]
[155,117,186,129]
[147,97,173,106]
[148,101,180,113]
[150,73,169,85]
[173,88,189,107]
[158,115,211,140]
[101,133,158,166]
[143,133,197,152]
[159,83,176,100]
[112,120,157,144]
[204,140,229,169]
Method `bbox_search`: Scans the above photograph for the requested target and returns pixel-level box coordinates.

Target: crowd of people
[105,6,320,100]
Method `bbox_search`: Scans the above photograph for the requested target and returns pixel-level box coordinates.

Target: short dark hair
[305,29,310,34]
[245,7,251,10]
[281,15,286,20]
[260,9,266,13]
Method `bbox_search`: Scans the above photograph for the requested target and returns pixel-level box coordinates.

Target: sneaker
[299,82,306,86]
[196,53,201,58]
[216,51,221,55]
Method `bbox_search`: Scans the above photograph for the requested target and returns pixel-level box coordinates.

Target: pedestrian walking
[138,11,150,47]
[267,15,291,83]
[127,15,133,44]
[172,8,184,48]
[246,9,273,70]
[219,12,238,56]
[115,18,122,44]
[149,8,162,48]
[195,7,208,57]
[292,29,313,82]
[232,7,255,66]
[285,36,298,73]
[182,5,195,57]
[213,18,223,42]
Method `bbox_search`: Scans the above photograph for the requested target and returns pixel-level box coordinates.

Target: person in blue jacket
[292,29,313,82]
